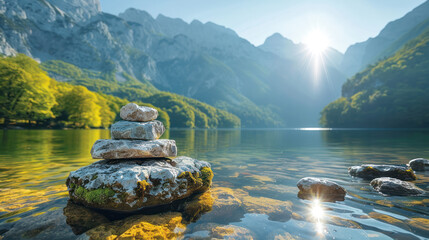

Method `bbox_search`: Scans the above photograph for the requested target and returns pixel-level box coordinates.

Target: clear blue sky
[100,0,426,52]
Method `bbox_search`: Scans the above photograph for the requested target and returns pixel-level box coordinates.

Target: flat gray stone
[370,177,424,196]
[348,164,416,181]
[409,158,429,171]
[111,120,165,140]
[66,156,213,211]
[120,103,158,122]
[90,139,177,159]
[297,177,346,202]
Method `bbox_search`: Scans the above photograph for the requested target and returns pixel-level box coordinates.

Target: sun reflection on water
[310,199,326,235]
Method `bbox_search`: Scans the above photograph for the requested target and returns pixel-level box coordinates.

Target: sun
[304,30,330,55]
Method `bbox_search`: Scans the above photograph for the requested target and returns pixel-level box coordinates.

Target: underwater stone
[66,156,213,211]
[348,164,416,181]
[297,177,347,202]
[409,158,429,171]
[83,212,186,239]
[120,103,158,122]
[90,139,177,159]
[370,177,424,196]
[111,120,165,140]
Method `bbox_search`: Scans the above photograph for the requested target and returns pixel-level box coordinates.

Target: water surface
[0,129,428,239]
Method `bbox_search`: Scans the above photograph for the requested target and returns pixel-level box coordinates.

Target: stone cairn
[66,103,214,212]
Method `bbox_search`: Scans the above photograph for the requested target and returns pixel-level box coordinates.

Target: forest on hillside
[321,29,429,128]
[0,55,240,129]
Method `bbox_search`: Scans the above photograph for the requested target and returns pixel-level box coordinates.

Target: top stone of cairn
[120,103,158,122]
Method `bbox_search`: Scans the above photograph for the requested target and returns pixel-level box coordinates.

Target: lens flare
[310,198,326,235]
[303,29,330,87]
[304,30,330,55]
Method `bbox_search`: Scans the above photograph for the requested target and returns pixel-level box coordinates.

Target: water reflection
[310,199,326,235]
[0,129,428,239]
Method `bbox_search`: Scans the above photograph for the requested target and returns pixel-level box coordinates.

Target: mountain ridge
[0,0,347,127]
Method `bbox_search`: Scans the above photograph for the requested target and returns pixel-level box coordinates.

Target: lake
[0,129,428,239]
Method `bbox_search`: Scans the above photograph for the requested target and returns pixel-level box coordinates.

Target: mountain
[259,33,343,69]
[0,0,347,127]
[321,27,429,127]
[341,0,429,76]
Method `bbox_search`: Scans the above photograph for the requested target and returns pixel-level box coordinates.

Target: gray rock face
[120,103,158,122]
[370,177,424,196]
[90,139,177,159]
[111,120,165,140]
[348,164,416,181]
[409,158,429,171]
[66,156,214,211]
[297,177,346,202]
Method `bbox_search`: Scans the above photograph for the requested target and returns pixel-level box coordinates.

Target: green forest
[0,54,240,129]
[321,28,429,127]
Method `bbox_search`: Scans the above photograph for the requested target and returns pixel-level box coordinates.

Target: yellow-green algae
[74,186,115,205]
[137,180,151,193]
[84,212,186,240]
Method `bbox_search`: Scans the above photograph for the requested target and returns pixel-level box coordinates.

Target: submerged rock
[111,120,165,140]
[120,103,158,122]
[348,164,416,181]
[297,177,347,202]
[182,187,243,223]
[189,223,254,240]
[234,189,292,222]
[409,158,429,171]
[82,212,185,240]
[370,177,424,196]
[63,200,109,235]
[66,156,213,211]
[90,139,177,159]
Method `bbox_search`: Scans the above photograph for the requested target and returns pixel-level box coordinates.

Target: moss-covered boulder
[348,164,416,181]
[66,156,213,211]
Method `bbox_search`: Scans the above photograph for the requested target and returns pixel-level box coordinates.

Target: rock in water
[111,120,165,140]
[409,158,429,171]
[348,164,416,181]
[297,177,347,202]
[90,139,177,159]
[370,177,424,196]
[66,156,214,211]
[120,103,158,122]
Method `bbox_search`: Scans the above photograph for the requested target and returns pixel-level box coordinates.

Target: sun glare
[304,30,330,55]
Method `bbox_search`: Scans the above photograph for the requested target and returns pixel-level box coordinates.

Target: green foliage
[0,55,121,128]
[321,28,429,128]
[41,60,241,128]
[0,54,56,125]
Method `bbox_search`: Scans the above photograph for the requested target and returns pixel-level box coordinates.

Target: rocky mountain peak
[45,0,101,22]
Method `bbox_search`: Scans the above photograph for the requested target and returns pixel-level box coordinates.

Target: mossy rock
[66,156,213,211]
[348,164,416,181]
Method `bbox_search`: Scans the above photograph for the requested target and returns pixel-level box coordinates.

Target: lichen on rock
[66,156,213,211]
[348,164,416,181]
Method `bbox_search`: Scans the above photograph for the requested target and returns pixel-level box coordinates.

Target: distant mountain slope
[321,28,429,127]
[259,33,343,68]
[0,0,347,127]
[40,60,241,128]
[341,0,429,76]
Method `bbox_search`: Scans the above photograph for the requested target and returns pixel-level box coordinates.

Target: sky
[100,0,426,53]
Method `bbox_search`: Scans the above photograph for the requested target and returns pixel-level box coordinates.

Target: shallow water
[0,129,428,239]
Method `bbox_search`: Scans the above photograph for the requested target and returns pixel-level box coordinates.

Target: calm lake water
[0,129,428,239]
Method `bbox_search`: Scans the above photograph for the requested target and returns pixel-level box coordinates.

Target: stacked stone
[66,103,214,212]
